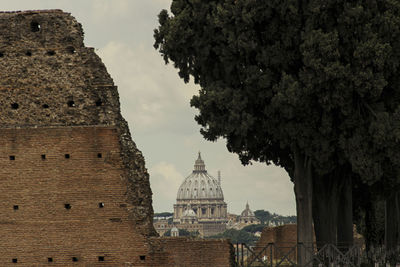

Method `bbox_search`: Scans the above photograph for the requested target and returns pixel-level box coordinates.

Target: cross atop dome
[194,151,206,172]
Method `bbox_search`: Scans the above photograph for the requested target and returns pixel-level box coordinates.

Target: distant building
[153,219,172,236]
[239,202,261,225]
[173,153,228,236]
[171,227,179,237]
[227,213,239,228]
[227,203,261,230]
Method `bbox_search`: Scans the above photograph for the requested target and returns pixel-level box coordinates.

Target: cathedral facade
[173,153,228,236]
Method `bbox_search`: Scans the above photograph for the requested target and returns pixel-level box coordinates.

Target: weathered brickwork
[0,9,155,266]
[149,237,235,267]
[254,225,297,261]
[0,127,152,266]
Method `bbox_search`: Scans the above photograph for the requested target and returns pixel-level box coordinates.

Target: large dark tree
[154,0,400,262]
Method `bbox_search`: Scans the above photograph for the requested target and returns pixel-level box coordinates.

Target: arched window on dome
[194,188,198,198]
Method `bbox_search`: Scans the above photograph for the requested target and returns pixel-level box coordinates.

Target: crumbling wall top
[0,9,84,50]
[0,9,64,14]
[0,10,117,127]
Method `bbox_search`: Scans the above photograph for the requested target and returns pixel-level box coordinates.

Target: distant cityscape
[153,153,296,243]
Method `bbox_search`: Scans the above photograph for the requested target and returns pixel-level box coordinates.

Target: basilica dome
[177,152,224,201]
[173,152,228,236]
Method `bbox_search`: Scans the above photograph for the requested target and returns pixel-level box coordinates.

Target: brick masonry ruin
[254,224,298,262]
[0,9,235,267]
[149,237,235,267]
[0,9,155,266]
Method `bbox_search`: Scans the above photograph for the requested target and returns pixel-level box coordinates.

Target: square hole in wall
[12,258,17,263]
[139,255,146,261]
[67,100,75,107]
[48,257,53,262]
[30,21,40,32]
[72,257,78,262]
[98,256,105,262]
[98,202,104,208]
[13,205,18,210]
[66,46,76,54]
[97,153,102,158]
[65,154,70,159]
[41,154,46,160]
[64,204,71,210]
[9,155,15,160]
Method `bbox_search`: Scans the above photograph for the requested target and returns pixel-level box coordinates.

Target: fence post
[236,243,239,267]
[269,243,273,267]
[241,243,244,267]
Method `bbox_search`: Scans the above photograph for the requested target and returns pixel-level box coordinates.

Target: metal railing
[234,242,400,267]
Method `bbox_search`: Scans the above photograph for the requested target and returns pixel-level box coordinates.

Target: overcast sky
[1,0,296,215]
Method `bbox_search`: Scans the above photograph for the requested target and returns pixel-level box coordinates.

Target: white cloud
[97,41,198,132]
[212,159,295,216]
[150,161,185,211]
[90,0,134,20]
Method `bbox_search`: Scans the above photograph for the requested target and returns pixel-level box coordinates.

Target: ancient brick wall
[149,237,235,267]
[0,9,155,266]
[254,225,297,262]
[257,224,297,246]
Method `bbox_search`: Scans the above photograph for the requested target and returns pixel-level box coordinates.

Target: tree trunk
[364,197,381,251]
[312,173,338,250]
[294,149,314,267]
[312,167,353,253]
[337,175,353,252]
[385,191,400,264]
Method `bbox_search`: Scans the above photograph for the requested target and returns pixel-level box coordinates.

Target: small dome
[241,202,255,217]
[177,152,224,200]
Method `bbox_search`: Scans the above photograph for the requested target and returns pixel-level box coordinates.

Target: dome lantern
[194,152,206,172]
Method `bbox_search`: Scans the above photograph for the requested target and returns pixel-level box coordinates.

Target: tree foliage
[154,0,400,250]
[254,210,296,225]
[209,229,258,245]
[254,210,272,224]
[155,0,400,176]
[242,224,268,234]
